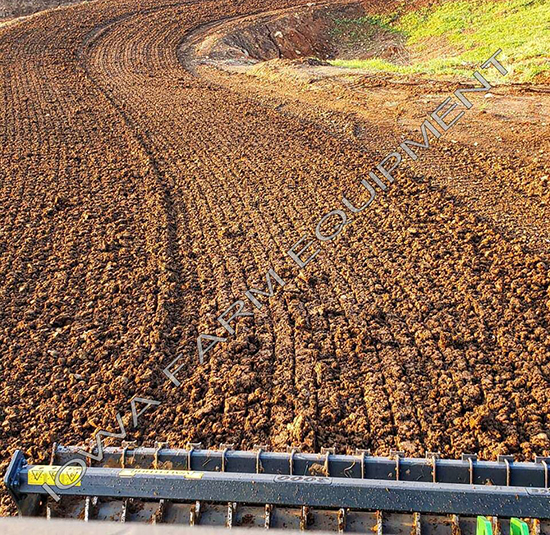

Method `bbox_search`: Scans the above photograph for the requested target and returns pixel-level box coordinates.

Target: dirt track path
[0,0,549,515]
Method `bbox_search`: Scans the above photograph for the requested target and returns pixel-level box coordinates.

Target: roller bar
[4,449,550,520]
[9,464,550,518]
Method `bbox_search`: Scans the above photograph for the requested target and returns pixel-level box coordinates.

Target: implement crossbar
[5,451,550,519]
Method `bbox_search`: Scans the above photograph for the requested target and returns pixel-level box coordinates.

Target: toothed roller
[4,445,550,531]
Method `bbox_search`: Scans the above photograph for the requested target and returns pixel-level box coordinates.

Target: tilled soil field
[0,0,549,516]
[0,0,83,19]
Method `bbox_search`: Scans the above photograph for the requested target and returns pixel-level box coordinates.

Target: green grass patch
[330,14,404,43]
[330,0,550,82]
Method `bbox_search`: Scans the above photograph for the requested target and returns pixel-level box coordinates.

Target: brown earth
[193,2,407,66]
[0,0,84,19]
[0,0,550,516]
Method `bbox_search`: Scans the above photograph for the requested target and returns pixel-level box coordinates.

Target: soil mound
[195,2,407,66]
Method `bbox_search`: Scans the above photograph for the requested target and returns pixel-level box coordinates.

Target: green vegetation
[330,0,550,82]
[330,14,402,42]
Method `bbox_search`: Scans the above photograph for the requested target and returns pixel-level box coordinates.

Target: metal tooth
[413,512,422,535]
[254,445,268,474]
[152,499,166,524]
[497,455,514,486]
[265,504,273,529]
[49,442,58,465]
[84,496,98,522]
[121,441,137,469]
[337,508,346,533]
[450,514,461,535]
[534,456,549,488]
[120,499,128,523]
[153,441,169,470]
[426,452,441,483]
[390,451,404,481]
[83,440,96,468]
[84,497,90,522]
[300,506,311,531]
[462,454,477,484]
[355,449,371,479]
[190,500,201,526]
[375,510,383,535]
[321,447,335,477]
[227,502,236,528]
[186,443,202,471]
[491,516,501,535]
[287,447,300,476]
[220,444,235,473]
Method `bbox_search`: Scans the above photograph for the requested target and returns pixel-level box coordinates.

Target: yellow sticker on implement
[118,468,203,480]
[28,466,83,486]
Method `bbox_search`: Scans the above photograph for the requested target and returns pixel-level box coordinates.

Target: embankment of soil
[194,2,407,67]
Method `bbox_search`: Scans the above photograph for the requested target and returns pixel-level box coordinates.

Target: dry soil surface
[0,0,549,516]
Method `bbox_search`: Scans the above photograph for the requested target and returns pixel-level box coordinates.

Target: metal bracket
[535,456,550,488]
[355,449,371,479]
[152,499,166,524]
[48,442,58,466]
[390,451,404,481]
[287,447,300,475]
[190,500,201,526]
[83,439,98,467]
[226,502,237,528]
[153,441,169,470]
[219,444,234,473]
[337,507,346,533]
[321,447,335,477]
[253,445,268,474]
[300,505,311,530]
[186,443,202,471]
[497,455,514,486]
[121,441,137,469]
[83,496,98,522]
[426,452,441,483]
[462,454,478,484]
[264,503,272,529]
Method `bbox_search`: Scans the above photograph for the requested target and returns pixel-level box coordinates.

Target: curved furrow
[1,1,550,518]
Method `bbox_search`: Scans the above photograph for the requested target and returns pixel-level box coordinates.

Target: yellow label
[118,468,203,480]
[28,466,83,486]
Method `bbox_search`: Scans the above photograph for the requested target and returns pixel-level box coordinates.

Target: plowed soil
[0,0,549,516]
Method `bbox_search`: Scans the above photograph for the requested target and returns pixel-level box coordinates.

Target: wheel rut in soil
[0,0,549,516]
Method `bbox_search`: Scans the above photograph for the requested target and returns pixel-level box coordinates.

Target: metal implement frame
[51,446,550,488]
[4,449,550,520]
